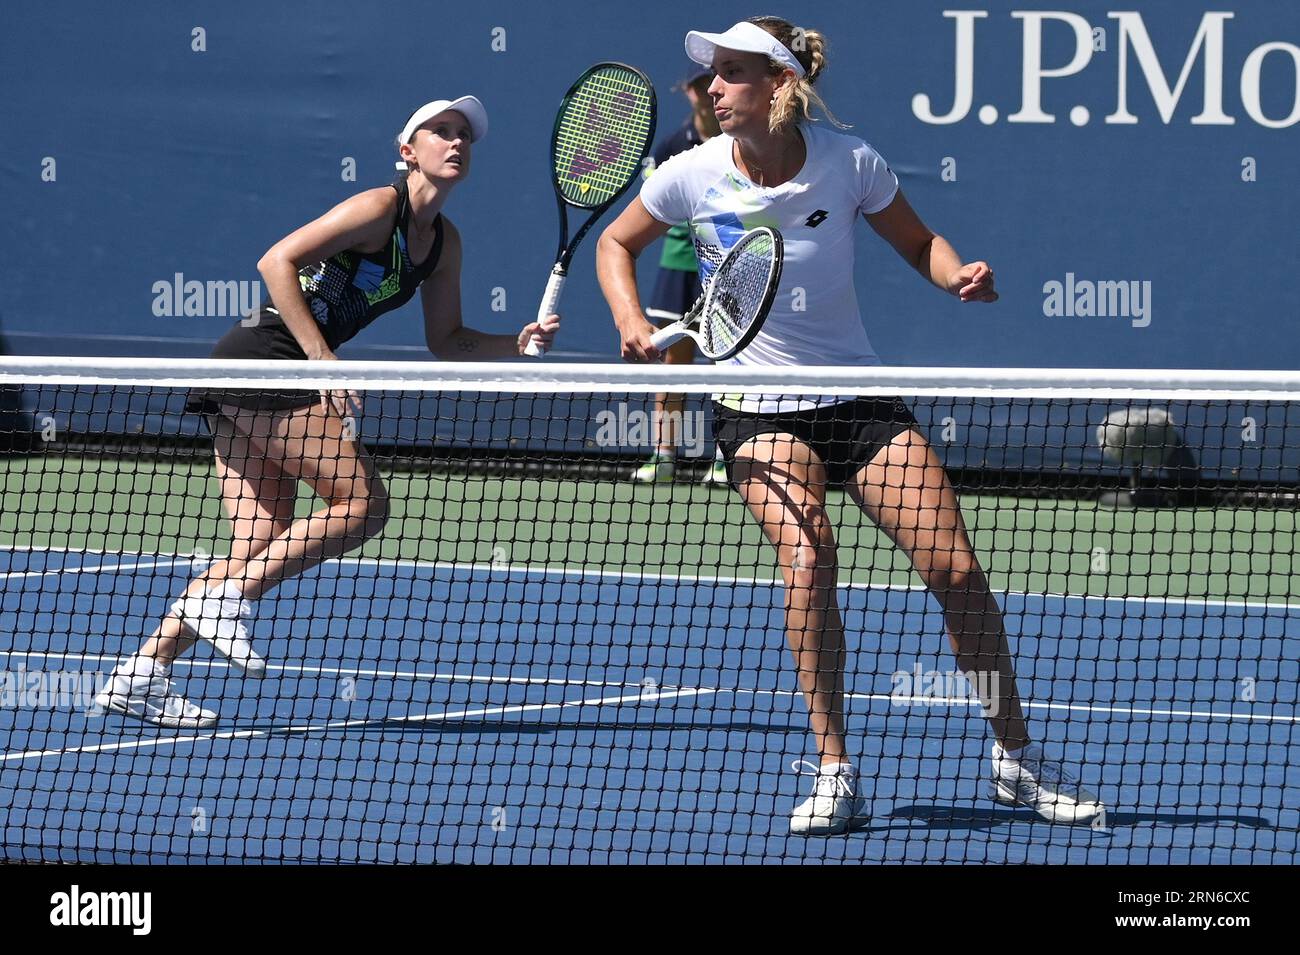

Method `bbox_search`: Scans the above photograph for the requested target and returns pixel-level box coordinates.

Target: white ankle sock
[995,742,1037,762]
[116,654,166,682]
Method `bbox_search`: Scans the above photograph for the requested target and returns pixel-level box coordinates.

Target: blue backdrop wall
[2,0,1298,368]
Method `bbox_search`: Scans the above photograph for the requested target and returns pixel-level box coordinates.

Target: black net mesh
[0,360,1296,863]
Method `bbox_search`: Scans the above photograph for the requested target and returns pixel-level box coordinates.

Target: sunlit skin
[597,44,1029,772]
[400,109,473,195]
[708,51,807,185]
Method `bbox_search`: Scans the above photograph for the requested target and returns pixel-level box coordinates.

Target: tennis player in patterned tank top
[96,96,560,728]
[597,17,1105,835]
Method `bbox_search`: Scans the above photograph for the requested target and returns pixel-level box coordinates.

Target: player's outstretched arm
[422,219,559,359]
[866,189,998,303]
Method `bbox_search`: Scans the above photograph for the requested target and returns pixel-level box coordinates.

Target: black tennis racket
[525,62,657,356]
[650,227,784,361]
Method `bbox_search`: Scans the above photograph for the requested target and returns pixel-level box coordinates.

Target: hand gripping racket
[649,227,784,361]
[525,62,657,356]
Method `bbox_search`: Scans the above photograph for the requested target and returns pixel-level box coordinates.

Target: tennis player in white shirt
[597,16,1105,835]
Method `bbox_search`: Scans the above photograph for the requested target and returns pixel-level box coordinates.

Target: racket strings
[700,233,779,358]
[554,67,655,207]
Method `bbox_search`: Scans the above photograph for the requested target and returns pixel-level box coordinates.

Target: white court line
[0,686,714,764]
[4,647,1296,726]
[0,649,661,691]
[3,541,1298,613]
[0,557,186,582]
[342,555,1300,614]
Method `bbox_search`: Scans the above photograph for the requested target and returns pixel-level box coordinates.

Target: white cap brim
[685,22,806,78]
[399,95,488,145]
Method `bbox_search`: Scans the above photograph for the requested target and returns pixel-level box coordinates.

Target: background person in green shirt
[633,68,725,484]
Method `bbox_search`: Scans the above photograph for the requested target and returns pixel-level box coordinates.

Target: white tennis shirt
[639,122,899,412]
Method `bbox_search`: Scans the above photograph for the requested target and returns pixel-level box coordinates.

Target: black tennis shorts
[712,395,920,486]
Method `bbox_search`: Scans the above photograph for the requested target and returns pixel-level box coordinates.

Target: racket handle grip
[526,268,566,357]
[649,326,685,349]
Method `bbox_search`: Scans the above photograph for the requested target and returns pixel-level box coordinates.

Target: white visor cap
[398,96,488,146]
[685,22,806,78]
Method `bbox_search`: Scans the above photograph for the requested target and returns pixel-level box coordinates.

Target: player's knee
[259,521,295,551]
[359,488,391,536]
[924,550,980,595]
[338,486,390,541]
[784,535,837,582]
[233,520,293,560]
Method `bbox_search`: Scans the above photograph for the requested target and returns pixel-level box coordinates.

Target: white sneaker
[989,741,1105,824]
[94,663,217,729]
[632,452,676,484]
[173,581,266,677]
[700,457,729,485]
[789,761,870,835]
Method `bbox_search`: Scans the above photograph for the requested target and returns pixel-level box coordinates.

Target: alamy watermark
[1,666,100,711]
[1043,273,1152,327]
[152,273,262,318]
[50,885,151,935]
[891,665,1001,716]
[594,403,705,457]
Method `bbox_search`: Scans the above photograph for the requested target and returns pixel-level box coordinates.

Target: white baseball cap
[398,95,488,146]
[685,22,806,78]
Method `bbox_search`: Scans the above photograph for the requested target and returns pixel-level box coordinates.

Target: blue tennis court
[1,544,1295,864]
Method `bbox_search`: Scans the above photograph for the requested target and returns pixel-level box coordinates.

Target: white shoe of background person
[789,760,870,835]
[632,450,676,484]
[94,657,218,729]
[172,580,266,677]
[988,741,1105,824]
[700,454,729,485]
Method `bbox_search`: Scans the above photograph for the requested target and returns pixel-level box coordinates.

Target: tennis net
[0,357,1297,864]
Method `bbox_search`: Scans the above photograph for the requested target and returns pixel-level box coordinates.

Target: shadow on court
[889,803,1279,833]
[288,717,810,738]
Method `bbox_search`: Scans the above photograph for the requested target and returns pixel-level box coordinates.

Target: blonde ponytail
[749,16,849,134]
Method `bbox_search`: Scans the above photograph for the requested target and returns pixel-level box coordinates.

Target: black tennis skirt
[185,308,318,416]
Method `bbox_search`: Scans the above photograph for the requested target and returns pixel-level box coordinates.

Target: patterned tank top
[290,176,443,350]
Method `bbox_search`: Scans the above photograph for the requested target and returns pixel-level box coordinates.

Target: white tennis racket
[649,227,784,360]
